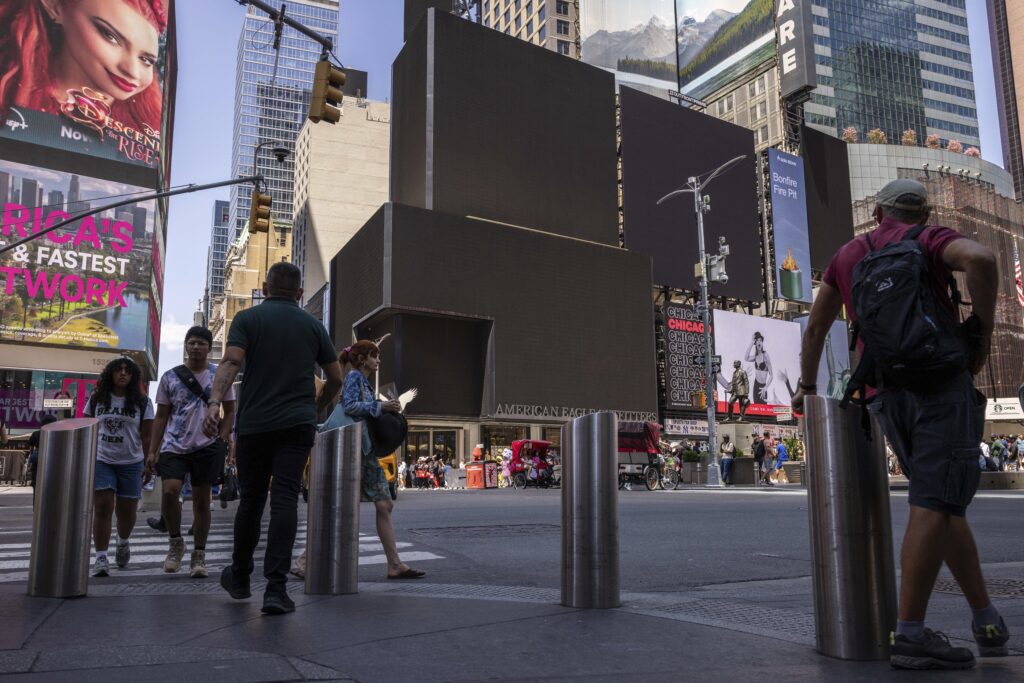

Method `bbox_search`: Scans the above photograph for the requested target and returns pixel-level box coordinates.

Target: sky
[157,0,1004,383]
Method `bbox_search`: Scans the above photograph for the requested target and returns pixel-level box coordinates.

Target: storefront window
[405,431,430,466]
[481,425,528,458]
[1,369,96,431]
[542,426,561,447]
[432,430,457,464]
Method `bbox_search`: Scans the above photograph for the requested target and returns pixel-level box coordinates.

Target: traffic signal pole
[0,175,264,257]
[236,0,334,52]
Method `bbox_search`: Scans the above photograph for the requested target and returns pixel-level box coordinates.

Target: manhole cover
[934,578,1024,598]
[409,523,559,537]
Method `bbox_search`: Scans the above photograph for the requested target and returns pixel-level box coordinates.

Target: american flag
[1015,240,1024,307]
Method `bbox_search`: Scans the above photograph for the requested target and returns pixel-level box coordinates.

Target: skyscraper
[989,0,1024,198]
[481,0,579,56]
[228,0,339,243]
[47,190,64,213]
[205,199,231,319]
[21,179,39,209]
[805,0,980,151]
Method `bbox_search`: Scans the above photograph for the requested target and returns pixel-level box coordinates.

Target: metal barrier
[561,411,620,608]
[305,424,362,595]
[804,396,897,660]
[28,418,98,598]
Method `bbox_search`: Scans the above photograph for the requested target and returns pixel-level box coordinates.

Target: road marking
[0,521,442,583]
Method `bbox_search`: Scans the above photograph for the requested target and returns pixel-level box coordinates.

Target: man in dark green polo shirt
[203,262,343,615]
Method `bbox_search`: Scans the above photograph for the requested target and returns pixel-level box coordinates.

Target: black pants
[231,425,315,593]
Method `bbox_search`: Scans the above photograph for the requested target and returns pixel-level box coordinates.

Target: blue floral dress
[321,370,391,502]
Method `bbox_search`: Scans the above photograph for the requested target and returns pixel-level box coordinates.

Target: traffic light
[248,190,272,233]
[308,59,345,124]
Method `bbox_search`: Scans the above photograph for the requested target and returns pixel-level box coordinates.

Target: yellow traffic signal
[248,191,272,233]
[309,59,345,124]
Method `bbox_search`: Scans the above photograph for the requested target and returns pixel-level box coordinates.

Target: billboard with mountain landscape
[580,0,679,97]
[676,0,774,100]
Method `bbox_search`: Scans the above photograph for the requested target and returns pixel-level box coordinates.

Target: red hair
[0,0,167,135]
[340,340,379,371]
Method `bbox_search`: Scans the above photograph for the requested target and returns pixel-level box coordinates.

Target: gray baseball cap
[875,179,929,211]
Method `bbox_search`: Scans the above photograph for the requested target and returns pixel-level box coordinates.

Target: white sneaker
[189,549,208,578]
[92,555,110,577]
[164,536,186,573]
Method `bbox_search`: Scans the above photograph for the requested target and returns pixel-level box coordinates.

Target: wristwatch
[798,382,817,391]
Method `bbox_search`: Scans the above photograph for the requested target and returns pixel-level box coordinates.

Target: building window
[556,19,569,35]
[516,14,521,30]
[539,23,546,41]
[751,100,767,122]
[557,39,570,55]
[756,125,769,145]
[538,5,545,21]
[556,0,568,15]
[717,93,734,115]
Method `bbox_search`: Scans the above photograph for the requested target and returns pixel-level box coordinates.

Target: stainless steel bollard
[561,411,619,608]
[28,418,98,598]
[305,424,362,595]
[804,396,897,660]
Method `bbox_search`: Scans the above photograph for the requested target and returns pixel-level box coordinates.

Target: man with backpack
[792,179,1008,670]
[146,326,235,578]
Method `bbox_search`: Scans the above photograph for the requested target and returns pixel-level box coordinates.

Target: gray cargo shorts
[870,372,984,517]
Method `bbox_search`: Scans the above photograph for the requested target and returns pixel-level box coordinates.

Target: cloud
[159,313,191,368]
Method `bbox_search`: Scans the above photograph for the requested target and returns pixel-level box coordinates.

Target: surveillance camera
[272,147,289,163]
[717,273,729,285]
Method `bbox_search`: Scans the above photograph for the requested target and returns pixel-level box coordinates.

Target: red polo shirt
[823,217,964,324]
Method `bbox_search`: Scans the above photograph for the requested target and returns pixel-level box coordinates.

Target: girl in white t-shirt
[83,358,154,577]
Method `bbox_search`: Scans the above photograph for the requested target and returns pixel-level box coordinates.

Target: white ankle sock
[96,550,108,560]
[117,536,129,546]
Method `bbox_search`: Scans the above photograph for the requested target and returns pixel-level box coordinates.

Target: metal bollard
[561,411,619,608]
[28,418,98,598]
[305,424,362,595]
[804,396,897,660]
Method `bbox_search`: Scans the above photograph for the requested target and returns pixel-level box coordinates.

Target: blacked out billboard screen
[801,126,854,271]
[620,86,762,301]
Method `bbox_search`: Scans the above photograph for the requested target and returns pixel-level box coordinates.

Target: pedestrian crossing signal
[309,59,345,124]
[248,191,272,233]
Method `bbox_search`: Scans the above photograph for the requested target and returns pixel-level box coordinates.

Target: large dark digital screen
[391,9,619,246]
[331,203,657,420]
[620,86,761,301]
[801,125,854,271]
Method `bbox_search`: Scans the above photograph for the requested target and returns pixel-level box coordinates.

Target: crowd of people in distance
[979,434,1023,472]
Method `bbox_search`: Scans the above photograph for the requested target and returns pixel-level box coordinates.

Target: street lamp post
[657,155,747,488]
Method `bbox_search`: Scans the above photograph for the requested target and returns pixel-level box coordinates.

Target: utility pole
[657,155,747,488]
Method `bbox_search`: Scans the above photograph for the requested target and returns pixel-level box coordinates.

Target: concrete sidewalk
[2,567,1022,682]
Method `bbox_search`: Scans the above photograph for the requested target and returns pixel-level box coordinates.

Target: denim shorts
[871,372,984,517]
[95,460,144,500]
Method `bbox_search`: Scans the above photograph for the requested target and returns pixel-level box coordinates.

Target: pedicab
[617,421,677,490]
[508,439,558,489]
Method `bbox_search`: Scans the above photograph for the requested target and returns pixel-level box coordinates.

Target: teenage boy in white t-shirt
[147,326,235,578]
[84,357,154,577]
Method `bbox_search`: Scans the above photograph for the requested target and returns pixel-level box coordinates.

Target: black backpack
[843,224,967,403]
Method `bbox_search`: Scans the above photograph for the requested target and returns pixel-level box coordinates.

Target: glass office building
[205,199,231,319]
[229,0,339,243]
[805,0,980,150]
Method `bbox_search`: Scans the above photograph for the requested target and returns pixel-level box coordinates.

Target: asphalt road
[2,485,1021,592]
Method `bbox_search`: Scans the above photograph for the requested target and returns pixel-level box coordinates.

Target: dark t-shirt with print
[227,296,337,436]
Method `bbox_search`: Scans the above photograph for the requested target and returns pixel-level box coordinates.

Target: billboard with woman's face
[0,0,173,172]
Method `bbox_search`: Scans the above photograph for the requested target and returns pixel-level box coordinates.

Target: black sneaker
[261,591,295,615]
[219,566,251,600]
[890,629,975,670]
[147,516,167,533]
[972,618,1010,657]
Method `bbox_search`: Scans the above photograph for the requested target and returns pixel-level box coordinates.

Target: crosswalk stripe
[0,517,441,583]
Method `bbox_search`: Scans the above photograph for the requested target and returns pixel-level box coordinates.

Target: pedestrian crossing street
[0,518,444,584]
